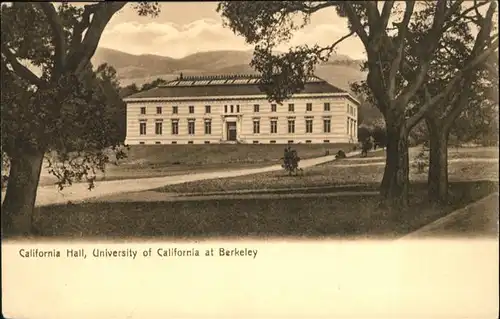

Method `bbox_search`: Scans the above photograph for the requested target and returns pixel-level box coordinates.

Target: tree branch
[380,1,395,30]
[395,0,447,106]
[37,2,67,78]
[405,38,498,132]
[442,0,489,31]
[301,1,338,14]
[1,43,43,86]
[70,4,98,51]
[317,29,357,58]
[387,1,414,100]
[343,2,370,46]
[67,2,127,74]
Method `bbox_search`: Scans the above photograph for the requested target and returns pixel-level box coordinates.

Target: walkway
[400,192,499,239]
[31,150,362,206]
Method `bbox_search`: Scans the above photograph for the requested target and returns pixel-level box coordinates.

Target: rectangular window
[188,141,194,144]
[271,104,277,112]
[306,103,312,111]
[230,105,234,113]
[189,105,194,114]
[254,104,260,112]
[323,119,331,133]
[347,118,350,135]
[270,140,276,144]
[172,106,178,114]
[324,102,330,111]
[288,103,295,112]
[140,107,146,115]
[224,105,228,113]
[205,105,211,114]
[172,121,179,135]
[155,122,163,135]
[253,120,260,134]
[204,141,210,144]
[270,120,277,134]
[305,140,312,143]
[236,105,240,113]
[347,104,350,113]
[204,120,212,135]
[155,141,161,145]
[156,107,162,114]
[288,120,295,133]
[171,141,177,144]
[188,121,195,135]
[253,141,259,144]
[139,141,145,145]
[305,119,313,133]
[323,140,330,143]
[139,122,146,135]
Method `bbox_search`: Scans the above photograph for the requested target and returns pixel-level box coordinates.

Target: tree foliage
[1,2,159,183]
[1,2,160,235]
[218,0,498,208]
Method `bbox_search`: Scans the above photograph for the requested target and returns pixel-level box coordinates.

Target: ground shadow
[2,181,498,240]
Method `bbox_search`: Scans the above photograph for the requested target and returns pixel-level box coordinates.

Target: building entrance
[226,122,237,141]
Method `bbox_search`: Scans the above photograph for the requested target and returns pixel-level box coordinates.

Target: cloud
[100,18,250,58]
[99,18,365,59]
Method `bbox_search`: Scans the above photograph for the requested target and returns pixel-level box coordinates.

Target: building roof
[125,74,347,100]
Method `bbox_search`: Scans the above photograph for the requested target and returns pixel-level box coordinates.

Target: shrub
[335,150,346,159]
[412,144,429,174]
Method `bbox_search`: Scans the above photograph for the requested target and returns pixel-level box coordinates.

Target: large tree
[413,1,497,203]
[351,1,498,203]
[217,0,498,209]
[1,2,159,236]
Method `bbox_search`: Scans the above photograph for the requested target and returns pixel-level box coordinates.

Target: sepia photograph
[1,1,498,318]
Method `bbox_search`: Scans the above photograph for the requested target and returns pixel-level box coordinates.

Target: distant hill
[93,47,383,124]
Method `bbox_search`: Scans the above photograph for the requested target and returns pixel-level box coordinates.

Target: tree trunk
[426,119,450,203]
[380,123,410,210]
[1,151,44,237]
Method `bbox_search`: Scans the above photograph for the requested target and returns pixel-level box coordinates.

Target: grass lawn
[24,180,497,239]
[38,143,355,186]
[155,156,498,194]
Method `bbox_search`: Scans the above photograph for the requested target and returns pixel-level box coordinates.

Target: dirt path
[28,150,362,206]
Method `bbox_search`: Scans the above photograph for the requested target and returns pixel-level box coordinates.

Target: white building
[123,74,359,145]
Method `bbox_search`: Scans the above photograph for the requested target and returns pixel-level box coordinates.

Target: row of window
[347,104,356,116]
[138,118,334,135]
[139,140,334,145]
[347,118,357,137]
[140,120,212,135]
[139,102,334,115]
[253,119,331,134]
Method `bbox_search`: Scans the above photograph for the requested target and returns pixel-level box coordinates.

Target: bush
[372,126,387,148]
[358,126,372,142]
[335,150,346,159]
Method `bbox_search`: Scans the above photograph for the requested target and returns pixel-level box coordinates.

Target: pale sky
[99,2,367,59]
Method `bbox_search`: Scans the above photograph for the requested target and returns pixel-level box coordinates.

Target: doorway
[226,122,237,141]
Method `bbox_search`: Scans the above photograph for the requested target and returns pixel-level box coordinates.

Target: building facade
[123,74,359,145]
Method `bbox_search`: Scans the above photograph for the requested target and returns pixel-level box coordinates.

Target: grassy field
[26,180,497,239]
[38,143,355,186]
[156,150,498,194]
[10,147,496,239]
